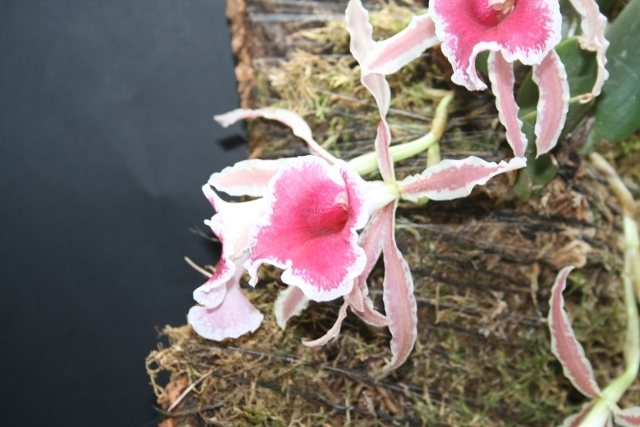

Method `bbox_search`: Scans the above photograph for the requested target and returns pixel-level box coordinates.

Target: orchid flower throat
[308,191,349,236]
[489,0,515,20]
[472,0,516,26]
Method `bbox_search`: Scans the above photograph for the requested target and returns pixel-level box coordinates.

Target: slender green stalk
[589,153,640,297]
[601,269,639,402]
[348,93,454,176]
[580,153,640,426]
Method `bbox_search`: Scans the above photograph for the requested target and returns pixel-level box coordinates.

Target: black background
[0,2,245,426]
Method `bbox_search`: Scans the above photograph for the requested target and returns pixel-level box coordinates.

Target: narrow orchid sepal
[614,407,640,427]
[188,254,264,341]
[429,0,562,91]
[567,0,609,97]
[214,108,337,164]
[363,13,439,77]
[346,0,395,183]
[567,0,602,49]
[274,286,310,330]
[532,49,570,157]
[208,159,285,198]
[398,156,526,202]
[488,51,527,157]
[302,300,349,347]
[549,266,603,399]
[380,202,417,370]
[246,156,369,302]
[193,187,253,306]
[345,0,374,63]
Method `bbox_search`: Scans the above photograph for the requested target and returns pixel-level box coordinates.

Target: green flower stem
[581,153,640,425]
[601,268,639,403]
[589,153,640,298]
[580,398,613,427]
[348,93,454,176]
[585,260,640,427]
[427,143,441,168]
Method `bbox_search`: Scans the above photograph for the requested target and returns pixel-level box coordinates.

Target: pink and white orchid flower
[359,0,609,158]
[549,267,640,427]
[188,108,339,341]
[190,106,400,342]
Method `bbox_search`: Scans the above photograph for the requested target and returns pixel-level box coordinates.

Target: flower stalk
[348,93,454,176]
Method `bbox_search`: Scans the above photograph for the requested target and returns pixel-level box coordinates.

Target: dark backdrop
[0,2,246,426]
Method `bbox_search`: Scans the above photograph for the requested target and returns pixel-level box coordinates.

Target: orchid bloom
[214,110,399,334]
[360,0,609,158]
[188,109,336,341]
[549,267,640,427]
[189,107,395,342]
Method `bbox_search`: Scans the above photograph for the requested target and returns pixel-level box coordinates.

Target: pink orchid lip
[245,156,370,303]
[430,0,562,91]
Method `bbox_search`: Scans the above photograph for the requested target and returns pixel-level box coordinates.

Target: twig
[184,257,213,278]
[158,401,224,418]
[167,370,214,412]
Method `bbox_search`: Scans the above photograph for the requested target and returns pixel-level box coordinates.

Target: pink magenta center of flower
[470,0,516,26]
[300,191,349,237]
[490,0,515,21]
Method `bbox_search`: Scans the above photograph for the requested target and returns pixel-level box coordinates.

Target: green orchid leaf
[587,0,640,150]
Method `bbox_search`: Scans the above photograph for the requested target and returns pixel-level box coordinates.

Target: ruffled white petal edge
[398,156,526,202]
